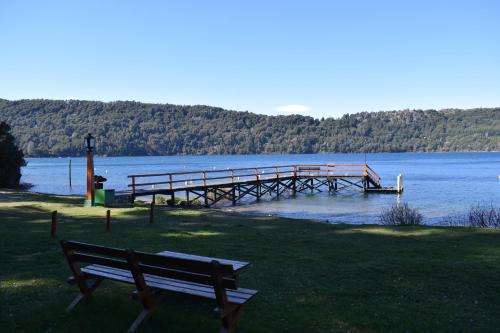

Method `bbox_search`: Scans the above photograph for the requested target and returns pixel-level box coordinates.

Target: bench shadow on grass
[2,202,500,332]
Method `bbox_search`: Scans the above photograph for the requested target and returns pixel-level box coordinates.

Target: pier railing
[127,163,381,195]
[364,164,381,186]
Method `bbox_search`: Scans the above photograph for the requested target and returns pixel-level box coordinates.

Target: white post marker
[396,174,403,193]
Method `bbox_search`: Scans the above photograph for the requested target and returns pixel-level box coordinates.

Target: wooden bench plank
[72,252,129,270]
[136,251,236,275]
[85,264,257,300]
[82,264,257,304]
[65,241,127,257]
[81,265,135,283]
[157,250,249,271]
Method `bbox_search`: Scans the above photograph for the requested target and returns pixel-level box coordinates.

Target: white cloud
[275,104,311,114]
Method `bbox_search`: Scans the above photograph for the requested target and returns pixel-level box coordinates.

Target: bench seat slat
[82,265,257,304]
[85,265,222,298]
[158,251,249,271]
[81,266,135,284]
[86,265,256,299]
[135,251,235,276]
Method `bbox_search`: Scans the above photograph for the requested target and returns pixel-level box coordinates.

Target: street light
[84,133,95,206]
[84,133,95,152]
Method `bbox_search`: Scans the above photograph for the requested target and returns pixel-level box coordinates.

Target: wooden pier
[124,163,394,207]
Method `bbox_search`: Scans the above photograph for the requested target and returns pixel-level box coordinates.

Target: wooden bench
[61,240,258,333]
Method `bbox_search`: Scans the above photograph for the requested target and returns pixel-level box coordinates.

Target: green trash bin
[94,189,115,207]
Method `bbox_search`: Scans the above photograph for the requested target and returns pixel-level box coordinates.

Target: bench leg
[128,309,151,333]
[85,277,103,293]
[66,293,85,312]
[220,305,244,333]
[66,277,103,312]
[128,289,167,332]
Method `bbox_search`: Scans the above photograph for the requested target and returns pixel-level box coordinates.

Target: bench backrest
[61,240,129,270]
[132,251,238,289]
[61,240,238,308]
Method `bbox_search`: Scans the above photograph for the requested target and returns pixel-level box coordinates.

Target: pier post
[255,168,261,201]
[397,174,404,193]
[149,196,155,224]
[232,185,236,205]
[213,189,217,204]
[69,159,72,188]
[275,168,280,198]
[106,210,111,231]
[131,176,136,196]
[50,210,57,238]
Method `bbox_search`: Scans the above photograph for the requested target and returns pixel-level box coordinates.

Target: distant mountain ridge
[0,99,498,156]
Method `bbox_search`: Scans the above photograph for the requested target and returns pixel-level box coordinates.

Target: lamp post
[68,136,73,188]
[83,133,95,207]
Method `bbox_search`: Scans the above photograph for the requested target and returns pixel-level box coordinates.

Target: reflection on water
[21,152,500,224]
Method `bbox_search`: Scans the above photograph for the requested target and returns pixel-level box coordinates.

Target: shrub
[155,195,167,205]
[379,203,423,226]
[444,204,500,228]
[467,204,500,228]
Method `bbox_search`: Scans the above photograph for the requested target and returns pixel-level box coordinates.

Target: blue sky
[1,0,499,118]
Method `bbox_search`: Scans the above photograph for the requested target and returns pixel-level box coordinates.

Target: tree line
[0,98,498,157]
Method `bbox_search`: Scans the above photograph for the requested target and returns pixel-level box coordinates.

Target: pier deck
[125,163,390,207]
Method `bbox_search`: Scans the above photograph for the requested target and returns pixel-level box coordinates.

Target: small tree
[0,122,26,187]
[379,203,423,226]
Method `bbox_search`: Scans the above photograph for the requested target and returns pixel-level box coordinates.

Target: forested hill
[0,99,498,157]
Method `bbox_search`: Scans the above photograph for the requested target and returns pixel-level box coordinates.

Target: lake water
[21,153,500,225]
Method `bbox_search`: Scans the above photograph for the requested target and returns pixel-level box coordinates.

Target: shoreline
[0,189,377,226]
[2,188,498,229]
[20,150,500,161]
[0,189,467,228]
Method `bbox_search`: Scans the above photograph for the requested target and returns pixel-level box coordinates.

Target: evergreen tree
[0,122,26,187]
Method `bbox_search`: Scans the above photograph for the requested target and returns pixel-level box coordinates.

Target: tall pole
[68,136,73,188]
[364,138,367,165]
[69,159,72,188]
[85,150,95,206]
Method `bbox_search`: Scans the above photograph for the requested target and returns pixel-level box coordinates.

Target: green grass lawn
[1,192,500,332]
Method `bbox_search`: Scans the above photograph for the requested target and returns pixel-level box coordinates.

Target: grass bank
[1,192,500,332]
